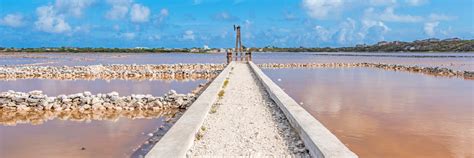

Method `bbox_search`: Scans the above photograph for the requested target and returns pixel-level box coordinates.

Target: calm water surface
[0,79,208,96]
[1,52,473,157]
[2,52,473,71]
[0,79,208,158]
[0,52,224,66]
[263,68,473,158]
[253,52,474,71]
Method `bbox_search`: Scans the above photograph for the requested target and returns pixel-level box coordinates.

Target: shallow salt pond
[0,78,208,158]
[1,52,473,157]
[2,52,473,71]
[253,52,474,71]
[0,52,224,66]
[263,67,474,158]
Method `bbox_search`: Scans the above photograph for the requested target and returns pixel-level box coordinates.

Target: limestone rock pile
[0,64,224,80]
[0,90,197,112]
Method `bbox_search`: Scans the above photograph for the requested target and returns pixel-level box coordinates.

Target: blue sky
[0,0,473,48]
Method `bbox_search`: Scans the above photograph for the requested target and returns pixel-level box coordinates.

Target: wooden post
[227,50,232,64]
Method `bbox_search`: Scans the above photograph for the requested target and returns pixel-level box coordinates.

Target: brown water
[0,78,208,158]
[263,68,474,158]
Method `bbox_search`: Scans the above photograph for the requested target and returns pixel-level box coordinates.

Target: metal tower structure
[227,25,251,64]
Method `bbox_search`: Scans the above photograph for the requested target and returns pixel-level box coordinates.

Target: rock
[83,91,92,97]
[152,100,163,107]
[26,98,40,103]
[176,97,185,107]
[108,91,119,97]
[28,90,43,96]
[169,90,177,95]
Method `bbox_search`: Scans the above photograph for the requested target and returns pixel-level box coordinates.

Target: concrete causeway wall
[249,61,358,158]
[145,62,234,158]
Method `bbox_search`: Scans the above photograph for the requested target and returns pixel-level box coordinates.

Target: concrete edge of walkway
[248,61,358,158]
[145,62,234,158]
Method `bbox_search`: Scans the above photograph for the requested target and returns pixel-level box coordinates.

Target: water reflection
[264,68,474,158]
[0,78,208,96]
[0,78,207,158]
[0,109,178,126]
[0,116,168,158]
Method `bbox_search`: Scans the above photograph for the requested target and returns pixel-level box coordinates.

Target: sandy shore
[188,62,309,157]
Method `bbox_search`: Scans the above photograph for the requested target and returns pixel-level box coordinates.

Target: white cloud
[130,4,150,22]
[121,32,136,40]
[183,30,195,40]
[429,13,455,21]
[314,25,332,41]
[107,0,133,6]
[148,35,161,41]
[364,7,422,23]
[369,0,396,6]
[309,17,390,45]
[0,14,25,27]
[106,5,129,20]
[160,9,169,17]
[302,0,343,19]
[360,18,390,41]
[54,0,94,17]
[406,0,427,6]
[213,12,239,21]
[35,5,71,33]
[156,8,169,24]
[337,18,360,44]
[73,25,92,33]
[424,21,439,36]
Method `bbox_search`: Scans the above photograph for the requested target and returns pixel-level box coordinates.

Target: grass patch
[210,103,218,114]
[196,126,206,140]
[218,90,225,98]
[222,79,229,88]
[196,131,204,141]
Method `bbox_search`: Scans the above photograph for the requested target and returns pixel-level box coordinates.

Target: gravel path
[189,62,309,157]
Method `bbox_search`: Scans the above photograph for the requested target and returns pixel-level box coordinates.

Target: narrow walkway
[188,62,308,156]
